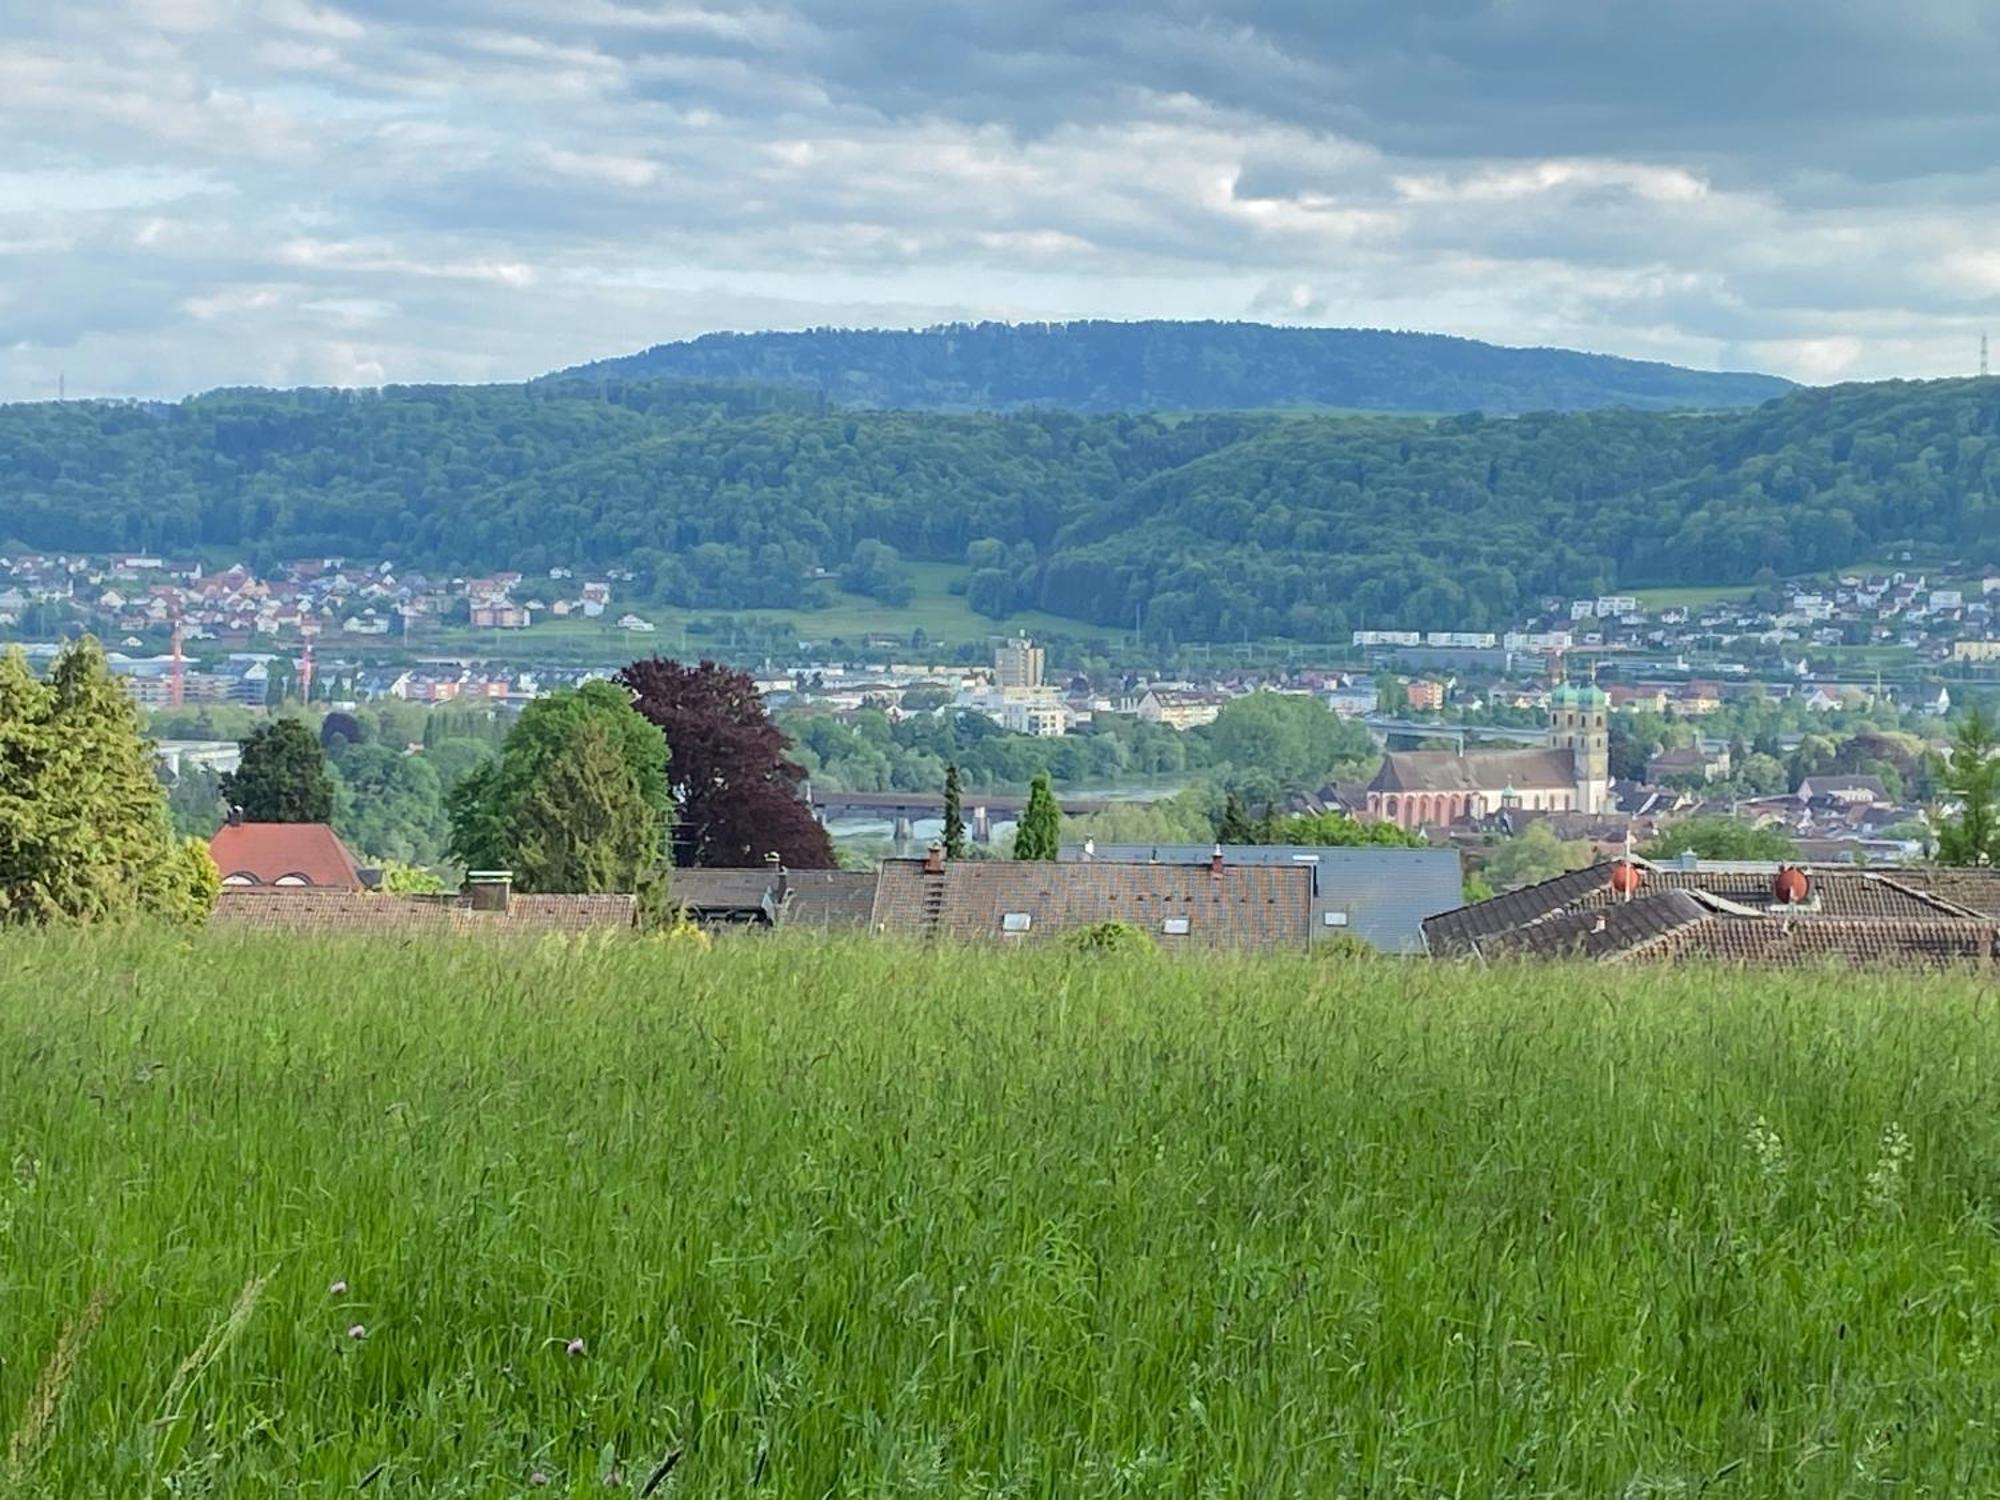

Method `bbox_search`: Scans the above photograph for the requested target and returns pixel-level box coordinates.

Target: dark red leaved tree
[617,657,836,869]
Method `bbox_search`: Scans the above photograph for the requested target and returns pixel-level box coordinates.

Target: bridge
[807,788,1123,845]
[1361,717,1554,748]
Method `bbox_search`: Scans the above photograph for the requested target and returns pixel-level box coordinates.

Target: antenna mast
[1984,333,1990,379]
[169,617,186,708]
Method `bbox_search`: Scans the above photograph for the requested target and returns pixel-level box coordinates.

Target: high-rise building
[993,636,1044,690]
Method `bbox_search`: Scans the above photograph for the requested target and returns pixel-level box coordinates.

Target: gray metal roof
[1058,844,1463,954]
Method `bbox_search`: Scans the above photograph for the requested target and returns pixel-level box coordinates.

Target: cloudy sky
[5,0,1999,401]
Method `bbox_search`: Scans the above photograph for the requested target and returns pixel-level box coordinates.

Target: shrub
[1062,920,1156,955]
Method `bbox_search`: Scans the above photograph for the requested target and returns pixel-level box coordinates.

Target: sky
[5,0,2000,401]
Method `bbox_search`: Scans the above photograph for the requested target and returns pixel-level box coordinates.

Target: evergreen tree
[511,720,660,893]
[941,763,968,860]
[447,682,672,880]
[1013,772,1062,861]
[1936,708,2000,867]
[0,639,214,925]
[1216,790,1255,844]
[223,718,335,823]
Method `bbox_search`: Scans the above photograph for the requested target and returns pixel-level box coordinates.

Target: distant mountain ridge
[549,320,1794,415]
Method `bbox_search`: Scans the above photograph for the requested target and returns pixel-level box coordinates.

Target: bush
[1062,920,1156,955]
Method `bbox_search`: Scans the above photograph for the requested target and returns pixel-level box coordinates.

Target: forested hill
[550,321,1793,415]
[2,376,1996,642]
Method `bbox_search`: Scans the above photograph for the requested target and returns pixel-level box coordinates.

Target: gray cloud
[2,0,1996,401]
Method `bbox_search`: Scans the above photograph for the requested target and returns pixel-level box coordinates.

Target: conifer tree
[1013,771,1062,861]
[511,720,660,893]
[1216,790,1255,844]
[0,639,214,924]
[942,762,968,860]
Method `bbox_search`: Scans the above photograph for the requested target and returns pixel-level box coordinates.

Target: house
[1798,774,1889,807]
[871,852,1315,951]
[1423,860,2000,969]
[1647,744,1730,784]
[617,614,657,633]
[209,822,366,889]
[1058,844,1462,953]
[470,604,529,630]
[210,882,637,935]
[1135,688,1226,730]
[668,864,880,929]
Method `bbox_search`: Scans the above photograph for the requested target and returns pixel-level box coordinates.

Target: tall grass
[4,930,1999,1495]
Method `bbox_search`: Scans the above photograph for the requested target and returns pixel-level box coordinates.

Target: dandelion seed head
[328,1279,348,1297]
[347,1323,367,1340]
[566,1337,586,1357]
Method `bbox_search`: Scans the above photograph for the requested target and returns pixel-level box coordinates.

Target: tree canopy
[447,681,672,886]
[223,719,336,823]
[0,638,215,925]
[5,375,1998,643]
[1640,817,1798,862]
[1935,708,1999,867]
[1012,772,1062,861]
[618,658,834,869]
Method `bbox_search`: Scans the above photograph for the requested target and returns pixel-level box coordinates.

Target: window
[1323,910,1350,927]
[1161,917,1191,936]
[1000,912,1032,934]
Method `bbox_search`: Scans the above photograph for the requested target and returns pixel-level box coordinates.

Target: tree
[447,681,672,881]
[331,744,448,866]
[1216,790,1256,843]
[163,761,226,840]
[511,719,662,893]
[1639,816,1797,862]
[1259,810,1427,848]
[941,763,968,860]
[619,658,835,869]
[1013,772,1062,860]
[1375,673,1407,715]
[1481,822,1595,892]
[1935,708,2000,867]
[222,719,335,823]
[0,639,213,925]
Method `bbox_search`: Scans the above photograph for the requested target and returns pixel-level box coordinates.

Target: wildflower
[530,1472,549,1487]
[566,1337,587,1358]
[328,1279,348,1297]
[1745,1115,1788,1184]
[604,1473,623,1488]
[347,1324,367,1341]
[1866,1121,1912,1215]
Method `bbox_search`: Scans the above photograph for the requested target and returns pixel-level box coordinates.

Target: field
[6,934,2000,1495]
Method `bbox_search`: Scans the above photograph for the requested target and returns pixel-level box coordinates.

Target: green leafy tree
[223,719,335,823]
[510,719,662,893]
[331,745,449,866]
[163,761,226,840]
[1935,708,2000,867]
[1012,772,1062,861]
[0,639,212,925]
[1640,816,1797,862]
[447,681,672,882]
[941,763,968,861]
[1482,822,1596,892]
[1261,810,1427,848]
[379,861,448,895]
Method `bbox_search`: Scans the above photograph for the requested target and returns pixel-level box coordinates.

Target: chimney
[923,842,945,876]
[227,805,245,827]
[1083,837,1096,861]
[466,870,512,914]
[1210,843,1225,877]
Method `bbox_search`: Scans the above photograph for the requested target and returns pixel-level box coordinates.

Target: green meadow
[5,932,2000,1495]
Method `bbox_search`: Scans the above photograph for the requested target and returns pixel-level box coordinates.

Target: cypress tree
[1013,771,1062,861]
[1937,707,2000,866]
[942,762,968,860]
[1216,790,1255,844]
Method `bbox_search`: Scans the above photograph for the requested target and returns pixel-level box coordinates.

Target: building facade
[1364,684,1610,830]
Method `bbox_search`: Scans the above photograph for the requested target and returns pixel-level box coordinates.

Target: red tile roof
[209,823,365,889]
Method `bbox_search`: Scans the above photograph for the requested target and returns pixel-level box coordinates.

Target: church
[1364,684,1610,831]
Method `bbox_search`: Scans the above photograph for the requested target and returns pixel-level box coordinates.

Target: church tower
[1548,683,1610,814]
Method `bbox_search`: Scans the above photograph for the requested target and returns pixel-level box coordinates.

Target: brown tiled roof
[1887,869,2000,919]
[870,859,1313,951]
[1582,868,1982,921]
[1628,917,1998,969]
[1474,890,1711,960]
[1423,864,1614,954]
[1369,748,1576,794]
[210,823,364,889]
[211,888,636,935]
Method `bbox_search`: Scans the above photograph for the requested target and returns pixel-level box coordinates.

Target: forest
[553,320,1792,414]
[3,376,1998,641]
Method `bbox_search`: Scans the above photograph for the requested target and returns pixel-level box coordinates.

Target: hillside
[551,320,1793,415]
[2,376,1996,641]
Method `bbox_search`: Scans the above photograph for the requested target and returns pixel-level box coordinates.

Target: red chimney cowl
[1773,865,1809,906]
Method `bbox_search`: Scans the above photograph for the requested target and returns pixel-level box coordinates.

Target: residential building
[209,822,366,889]
[993,636,1045,690]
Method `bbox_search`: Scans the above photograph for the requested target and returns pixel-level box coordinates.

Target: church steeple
[1548,675,1610,815]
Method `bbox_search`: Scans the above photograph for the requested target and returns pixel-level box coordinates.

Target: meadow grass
[5,932,2000,1495]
